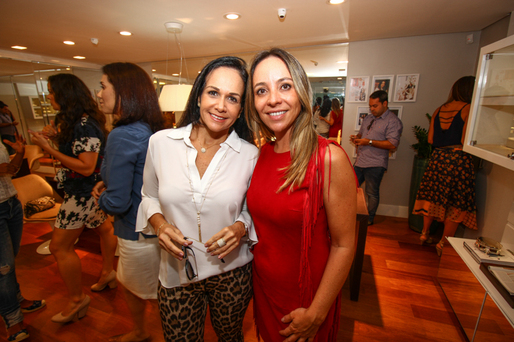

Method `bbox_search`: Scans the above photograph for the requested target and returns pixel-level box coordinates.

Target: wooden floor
[2,215,468,342]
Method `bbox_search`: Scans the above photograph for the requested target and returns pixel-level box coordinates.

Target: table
[442,237,514,341]
[349,188,368,301]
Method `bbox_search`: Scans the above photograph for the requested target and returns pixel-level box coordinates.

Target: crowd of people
[0,47,477,342]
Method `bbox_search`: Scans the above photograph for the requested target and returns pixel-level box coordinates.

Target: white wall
[344,32,481,218]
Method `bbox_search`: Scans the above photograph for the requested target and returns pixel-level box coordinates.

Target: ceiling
[0,0,512,80]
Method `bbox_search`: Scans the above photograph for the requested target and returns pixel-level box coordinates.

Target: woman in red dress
[245,48,357,342]
[328,98,343,138]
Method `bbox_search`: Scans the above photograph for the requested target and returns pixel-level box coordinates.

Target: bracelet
[156,222,167,237]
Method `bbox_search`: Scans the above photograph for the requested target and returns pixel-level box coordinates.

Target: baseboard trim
[376,204,409,218]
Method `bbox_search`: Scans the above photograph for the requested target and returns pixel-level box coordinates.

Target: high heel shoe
[419,230,433,244]
[91,270,117,292]
[436,241,444,257]
[51,295,90,323]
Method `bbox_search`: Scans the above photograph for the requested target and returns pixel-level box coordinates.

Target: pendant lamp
[159,21,192,112]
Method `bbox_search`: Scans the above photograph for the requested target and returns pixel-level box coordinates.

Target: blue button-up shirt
[98,121,154,241]
[355,109,403,169]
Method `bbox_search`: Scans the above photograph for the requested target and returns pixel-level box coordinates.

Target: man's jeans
[0,197,25,328]
[354,166,386,223]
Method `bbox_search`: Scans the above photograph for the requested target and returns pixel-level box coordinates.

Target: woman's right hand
[91,181,106,199]
[158,223,192,261]
[28,129,51,150]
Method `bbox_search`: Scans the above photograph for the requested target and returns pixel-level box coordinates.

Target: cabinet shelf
[464,35,514,171]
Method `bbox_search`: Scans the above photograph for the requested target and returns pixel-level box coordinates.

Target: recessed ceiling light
[224,13,241,20]
[63,41,75,45]
[152,69,156,72]
[11,46,27,50]
[172,73,179,76]
[119,31,132,36]
[73,56,86,59]
[337,60,348,64]
[328,0,345,4]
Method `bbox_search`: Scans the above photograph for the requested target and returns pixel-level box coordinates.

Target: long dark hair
[177,56,253,144]
[445,76,475,104]
[102,62,164,133]
[48,73,108,145]
[319,97,332,118]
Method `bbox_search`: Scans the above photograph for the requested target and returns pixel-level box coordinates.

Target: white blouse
[136,124,259,288]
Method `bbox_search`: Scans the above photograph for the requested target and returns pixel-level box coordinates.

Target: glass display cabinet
[464,34,514,171]
[29,95,57,119]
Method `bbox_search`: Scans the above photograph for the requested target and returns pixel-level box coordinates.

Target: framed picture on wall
[355,106,370,131]
[347,76,369,103]
[388,106,403,120]
[372,75,394,94]
[393,74,419,102]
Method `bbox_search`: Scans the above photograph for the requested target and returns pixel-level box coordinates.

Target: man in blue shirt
[350,90,403,225]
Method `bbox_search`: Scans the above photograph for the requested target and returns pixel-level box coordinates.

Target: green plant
[411,113,433,159]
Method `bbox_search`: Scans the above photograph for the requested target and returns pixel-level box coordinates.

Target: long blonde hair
[245,48,318,192]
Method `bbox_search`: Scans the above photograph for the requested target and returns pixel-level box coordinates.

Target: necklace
[196,139,219,153]
[185,147,228,242]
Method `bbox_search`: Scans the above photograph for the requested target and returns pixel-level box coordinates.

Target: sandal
[8,328,29,342]
[436,241,444,257]
[420,230,433,244]
[21,300,46,313]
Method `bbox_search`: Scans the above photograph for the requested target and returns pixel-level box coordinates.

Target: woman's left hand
[279,307,322,342]
[205,221,246,260]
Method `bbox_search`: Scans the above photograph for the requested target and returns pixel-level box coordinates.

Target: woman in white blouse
[136,56,258,341]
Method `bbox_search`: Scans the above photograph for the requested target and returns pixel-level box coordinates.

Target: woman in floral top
[29,74,117,324]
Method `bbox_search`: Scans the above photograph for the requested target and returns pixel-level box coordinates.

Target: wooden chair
[24,145,45,173]
[24,144,59,178]
[12,174,63,254]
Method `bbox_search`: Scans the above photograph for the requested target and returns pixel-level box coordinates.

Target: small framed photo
[388,106,403,120]
[393,74,419,102]
[372,75,394,94]
[347,76,369,103]
[355,107,370,131]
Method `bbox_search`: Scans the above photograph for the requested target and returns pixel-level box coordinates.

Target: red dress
[247,137,340,342]
[328,109,343,138]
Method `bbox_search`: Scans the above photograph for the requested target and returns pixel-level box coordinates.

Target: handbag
[24,196,56,218]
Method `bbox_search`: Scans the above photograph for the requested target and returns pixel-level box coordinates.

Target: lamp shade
[159,84,193,112]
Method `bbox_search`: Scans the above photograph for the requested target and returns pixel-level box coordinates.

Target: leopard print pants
[158,262,252,342]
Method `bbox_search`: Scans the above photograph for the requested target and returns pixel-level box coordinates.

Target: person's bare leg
[420,215,434,242]
[436,219,460,256]
[49,227,86,314]
[440,219,460,242]
[93,219,117,284]
[111,285,151,342]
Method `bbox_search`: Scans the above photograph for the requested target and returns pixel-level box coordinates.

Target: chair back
[24,145,45,171]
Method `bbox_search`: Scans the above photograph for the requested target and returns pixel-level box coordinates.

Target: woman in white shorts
[92,62,164,342]
[28,73,117,324]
